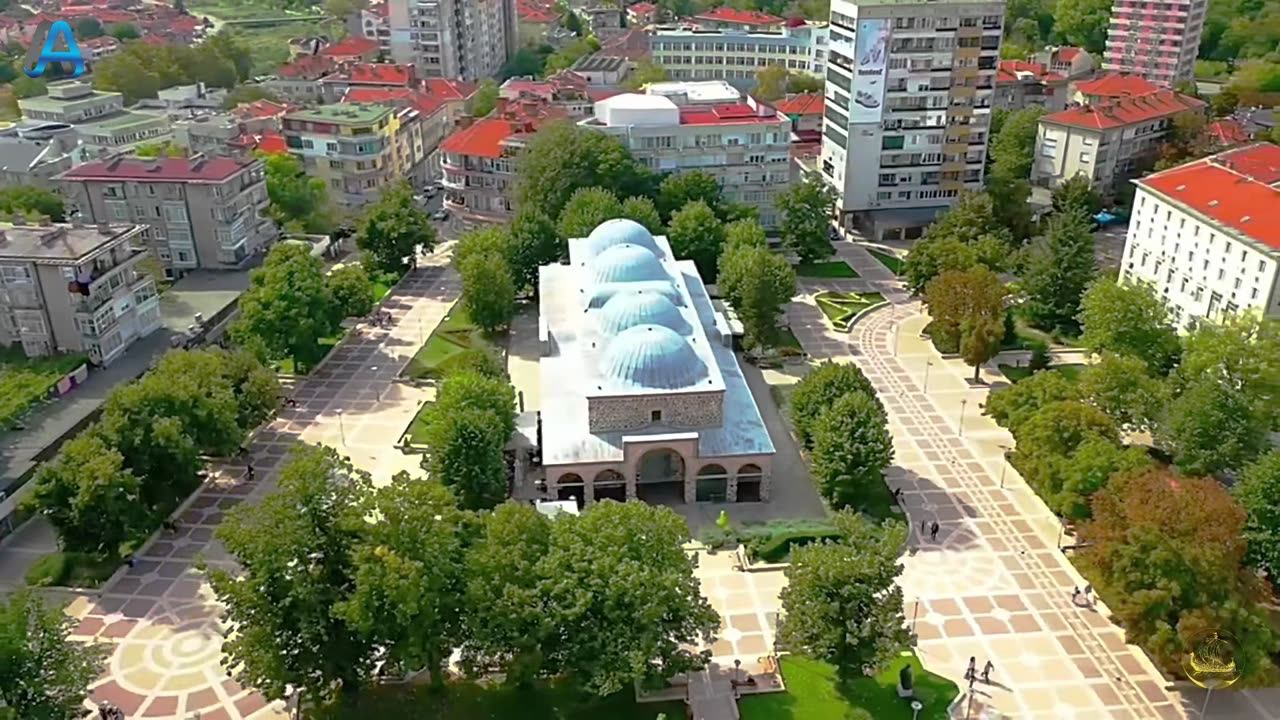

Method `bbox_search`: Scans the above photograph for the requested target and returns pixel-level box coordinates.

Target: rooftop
[343,79,476,116]
[321,62,415,86]
[1206,118,1250,147]
[694,7,782,25]
[77,109,168,132]
[61,156,257,183]
[0,222,142,263]
[231,99,294,120]
[439,118,518,158]
[1137,142,1280,253]
[319,36,379,58]
[572,53,628,73]
[647,80,741,104]
[1040,90,1205,131]
[997,60,1065,84]
[773,92,823,116]
[286,103,393,124]
[628,2,657,14]
[1074,72,1161,99]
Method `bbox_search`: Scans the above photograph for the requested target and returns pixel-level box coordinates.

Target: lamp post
[336,408,346,445]
[999,445,1009,489]
[371,366,382,402]
[958,398,968,437]
[923,360,933,393]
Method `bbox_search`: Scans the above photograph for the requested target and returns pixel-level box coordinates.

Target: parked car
[1091,209,1128,228]
[432,209,449,222]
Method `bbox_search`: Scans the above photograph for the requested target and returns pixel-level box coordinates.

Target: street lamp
[958,398,968,437]
[336,408,346,445]
[923,360,933,393]
[371,366,383,402]
[999,445,1010,488]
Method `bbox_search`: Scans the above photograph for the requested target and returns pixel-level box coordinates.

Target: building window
[650,409,662,423]
[1040,137,1057,157]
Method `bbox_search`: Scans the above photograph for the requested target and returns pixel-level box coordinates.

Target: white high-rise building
[388,0,517,81]
[820,0,1004,242]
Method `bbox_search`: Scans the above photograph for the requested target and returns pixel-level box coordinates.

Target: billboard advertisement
[850,19,890,124]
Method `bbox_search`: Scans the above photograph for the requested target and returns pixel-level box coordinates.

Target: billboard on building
[849,18,890,124]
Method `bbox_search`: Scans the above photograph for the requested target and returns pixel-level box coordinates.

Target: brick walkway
[67,253,461,720]
[787,243,1188,720]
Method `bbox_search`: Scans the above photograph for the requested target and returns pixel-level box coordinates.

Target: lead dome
[591,243,667,285]
[597,290,690,336]
[600,324,707,389]
[586,218,660,257]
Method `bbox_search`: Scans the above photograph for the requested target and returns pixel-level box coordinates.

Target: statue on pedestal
[897,663,914,698]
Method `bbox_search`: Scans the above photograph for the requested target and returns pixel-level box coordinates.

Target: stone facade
[587,391,724,433]
[545,444,772,505]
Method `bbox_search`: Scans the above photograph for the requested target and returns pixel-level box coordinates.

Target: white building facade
[649,22,829,88]
[387,0,517,81]
[1118,143,1280,330]
[820,0,1004,242]
[582,81,793,228]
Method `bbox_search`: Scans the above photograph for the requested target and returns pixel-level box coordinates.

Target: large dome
[600,324,707,389]
[598,289,690,336]
[591,243,667,285]
[587,218,659,257]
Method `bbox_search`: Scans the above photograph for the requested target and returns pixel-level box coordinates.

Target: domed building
[535,218,775,506]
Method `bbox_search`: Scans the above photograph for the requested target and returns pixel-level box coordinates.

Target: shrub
[750,530,842,563]
[24,551,118,588]
[441,348,507,379]
[698,526,734,550]
[1028,339,1050,370]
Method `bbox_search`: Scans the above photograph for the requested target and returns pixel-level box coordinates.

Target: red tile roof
[517,0,560,23]
[628,2,657,14]
[1041,90,1205,131]
[1138,143,1280,252]
[343,78,476,116]
[440,118,519,158]
[277,54,337,79]
[233,100,294,119]
[62,157,255,183]
[322,62,414,86]
[1074,72,1161,99]
[694,7,781,25]
[256,133,288,154]
[678,103,782,126]
[1206,118,1250,147]
[1057,47,1085,61]
[997,60,1065,84]
[320,36,379,58]
[773,92,823,116]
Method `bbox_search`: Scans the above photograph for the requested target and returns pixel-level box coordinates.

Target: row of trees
[209,443,720,707]
[787,363,895,510]
[417,368,517,510]
[0,185,65,222]
[0,590,105,719]
[27,348,279,556]
[92,31,253,103]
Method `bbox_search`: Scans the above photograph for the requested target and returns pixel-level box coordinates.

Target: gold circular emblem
[1184,631,1242,689]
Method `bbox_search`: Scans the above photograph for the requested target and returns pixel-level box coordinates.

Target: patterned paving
[68,258,461,719]
[787,243,1187,720]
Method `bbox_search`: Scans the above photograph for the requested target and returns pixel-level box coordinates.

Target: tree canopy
[657,171,723,221]
[0,186,65,222]
[923,266,1007,380]
[262,153,336,234]
[1077,279,1181,375]
[810,391,894,510]
[1236,450,1280,580]
[1018,209,1096,333]
[230,243,340,372]
[718,229,796,349]
[558,186,624,240]
[776,170,837,263]
[788,361,876,449]
[355,180,435,274]
[667,200,726,280]
[517,121,652,220]
[0,591,106,720]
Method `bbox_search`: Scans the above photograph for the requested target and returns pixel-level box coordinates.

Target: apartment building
[650,21,829,88]
[388,0,517,81]
[17,81,170,161]
[0,122,77,188]
[1103,0,1207,89]
[0,221,159,366]
[356,1,392,55]
[341,77,478,182]
[582,81,793,228]
[820,0,1004,242]
[282,103,428,207]
[995,48,1093,112]
[1118,142,1280,330]
[60,156,274,277]
[1031,89,1205,193]
[692,7,786,32]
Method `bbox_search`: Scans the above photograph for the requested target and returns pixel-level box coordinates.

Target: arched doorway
[594,469,626,503]
[557,472,584,507]
[696,464,728,503]
[636,448,685,504]
[736,464,763,503]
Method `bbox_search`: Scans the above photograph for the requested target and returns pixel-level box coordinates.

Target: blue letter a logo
[23,21,86,79]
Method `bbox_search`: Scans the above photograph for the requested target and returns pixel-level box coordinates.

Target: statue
[897,663,914,698]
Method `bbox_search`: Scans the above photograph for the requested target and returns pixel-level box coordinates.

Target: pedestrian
[929,520,939,542]
[893,487,903,501]
[921,518,929,534]
[965,656,976,681]
[246,462,255,481]
[162,518,177,533]
[982,659,994,684]
[1072,586,1081,604]
[285,397,297,408]
[1083,583,1093,605]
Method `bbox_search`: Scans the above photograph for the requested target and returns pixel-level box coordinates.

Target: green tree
[0,591,106,720]
[754,64,789,101]
[718,241,796,348]
[557,186,623,239]
[1053,0,1113,52]
[356,180,435,274]
[262,153,336,234]
[517,121,652,220]
[327,263,375,318]
[543,36,602,76]
[903,192,1012,293]
[424,407,508,510]
[324,0,368,20]
[1211,87,1240,117]
[620,195,663,234]
[902,236,978,295]
[501,47,549,79]
[724,218,768,251]
[1019,209,1096,332]
[230,243,340,372]
[455,226,514,272]
[987,106,1044,183]
[1177,315,1280,429]
[922,191,1013,246]
[621,59,668,90]
[430,369,517,442]
[222,84,280,109]
[923,267,1007,380]
[667,200,726,281]
[0,186,65,221]
[208,445,373,707]
[776,170,836,263]
[1078,278,1181,374]
[460,251,517,334]
[1161,378,1269,477]
[810,391,894,510]
[508,208,560,292]
[1080,469,1279,684]
[96,411,200,510]
[657,170,722,220]
[10,76,48,99]
[1235,450,1280,578]
[75,17,104,39]
[789,361,876,449]
[337,475,468,688]
[108,23,141,41]
[468,78,500,117]
[1012,400,1131,518]
[27,431,150,556]
[987,174,1035,241]
[134,141,185,158]
[564,9,584,34]
[779,513,910,679]
[787,72,824,94]
[1052,174,1103,216]
[1078,352,1167,431]
[205,29,254,83]
[985,368,1079,432]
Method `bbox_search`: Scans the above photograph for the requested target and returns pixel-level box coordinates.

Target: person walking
[929,521,940,542]
[1072,586,1081,605]
[1083,583,1093,606]
[246,462,255,481]
[965,656,976,682]
[982,659,994,684]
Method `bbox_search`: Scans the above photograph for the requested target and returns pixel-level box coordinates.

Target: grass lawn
[403,401,435,447]
[867,248,904,275]
[24,551,121,589]
[774,326,805,356]
[187,0,319,20]
[233,19,342,76]
[314,678,684,720]
[739,654,959,720]
[998,363,1087,384]
[402,302,500,380]
[814,291,885,332]
[0,349,87,431]
[1009,313,1081,350]
[275,332,345,377]
[797,261,859,279]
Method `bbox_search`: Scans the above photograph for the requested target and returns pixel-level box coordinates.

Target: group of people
[965,656,996,685]
[97,702,125,719]
[370,310,394,328]
[1071,584,1094,607]
[921,518,941,542]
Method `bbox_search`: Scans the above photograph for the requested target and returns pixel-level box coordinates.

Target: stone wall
[588,390,724,432]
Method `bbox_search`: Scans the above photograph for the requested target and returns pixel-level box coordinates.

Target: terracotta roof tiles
[1041,90,1205,131]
